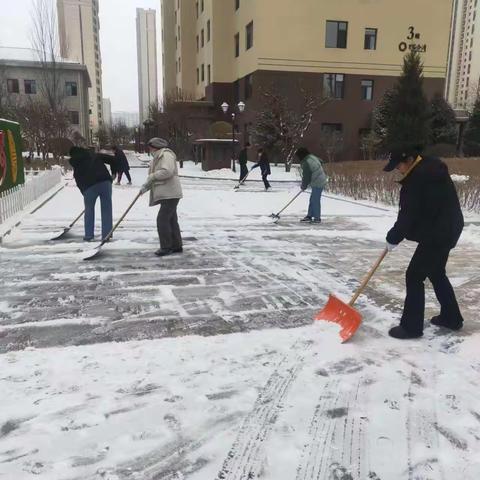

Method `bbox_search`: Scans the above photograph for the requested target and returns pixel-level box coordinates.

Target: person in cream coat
[140,138,183,257]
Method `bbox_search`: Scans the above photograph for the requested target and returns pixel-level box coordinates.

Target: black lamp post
[221,101,245,172]
[134,127,140,153]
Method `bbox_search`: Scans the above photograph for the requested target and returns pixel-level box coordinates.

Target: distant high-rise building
[102,98,112,126]
[57,0,103,134]
[446,0,480,110]
[136,8,158,124]
[112,111,140,128]
[160,0,177,98]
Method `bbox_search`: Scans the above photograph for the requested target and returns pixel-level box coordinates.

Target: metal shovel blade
[52,210,85,241]
[83,246,103,261]
[315,294,362,343]
[50,228,70,241]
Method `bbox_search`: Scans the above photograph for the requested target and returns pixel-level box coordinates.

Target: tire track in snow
[216,340,309,480]
[404,364,447,480]
[295,377,368,480]
[295,379,340,480]
[85,413,238,480]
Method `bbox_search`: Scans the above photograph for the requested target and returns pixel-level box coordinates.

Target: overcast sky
[0,0,162,113]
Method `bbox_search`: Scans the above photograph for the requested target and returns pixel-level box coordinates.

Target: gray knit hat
[147,137,168,149]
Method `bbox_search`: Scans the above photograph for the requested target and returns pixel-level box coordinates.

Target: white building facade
[446,0,480,110]
[0,58,91,140]
[136,8,159,125]
[102,98,112,126]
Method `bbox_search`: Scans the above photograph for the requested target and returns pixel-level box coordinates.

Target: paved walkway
[1,173,479,480]
[0,175,478,352]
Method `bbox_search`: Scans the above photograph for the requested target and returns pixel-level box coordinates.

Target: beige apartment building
[162,0,455,159]
[57,0,103,137]
[446,0,480,110]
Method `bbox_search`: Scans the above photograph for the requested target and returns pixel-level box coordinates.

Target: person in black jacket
[238,142,250,183]
[384,147,464,339]
[69,146,114,241]
[112,145,132,185]
[251,147,271,190]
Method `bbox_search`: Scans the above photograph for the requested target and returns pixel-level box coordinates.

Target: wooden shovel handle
[234,172,249,189]
[99,191,143,247]
[69,209,85,228]
[349,248,388,306]
[276,190,303,216]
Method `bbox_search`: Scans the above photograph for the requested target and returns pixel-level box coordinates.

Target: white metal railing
[0,169,63,224]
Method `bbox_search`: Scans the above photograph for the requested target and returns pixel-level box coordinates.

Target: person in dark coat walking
[112,146,131,185]
[384,147,464,339]
[238,142,250,183]
[251,147,271,190]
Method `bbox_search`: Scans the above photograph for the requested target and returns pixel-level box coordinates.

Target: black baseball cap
[383,146,422,172]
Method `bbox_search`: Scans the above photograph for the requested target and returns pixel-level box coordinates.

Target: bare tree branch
[30,0,63,111]
[251,84,328,171]
[148,90,202,166]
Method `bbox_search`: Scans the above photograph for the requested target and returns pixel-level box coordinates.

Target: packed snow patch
[0,301,11,313]
[311,318,343,342]
[1,166,480,479]
[451,174,470,183]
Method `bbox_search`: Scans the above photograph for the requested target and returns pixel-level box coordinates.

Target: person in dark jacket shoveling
[69,146,114,241]
[251,148,271,191]
[238,142,250,184]
[384,147,464,339]
[140,138,183,257]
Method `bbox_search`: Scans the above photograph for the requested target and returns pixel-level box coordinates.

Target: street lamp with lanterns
[221,101,245,172]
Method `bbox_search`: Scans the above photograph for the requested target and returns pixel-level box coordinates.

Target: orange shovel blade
[314,294,362,343]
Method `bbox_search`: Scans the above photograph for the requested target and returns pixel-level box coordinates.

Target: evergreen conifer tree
[372,89,394,143]
[464,95,480,156]
[429,92,457,145]
[384,51,430,151]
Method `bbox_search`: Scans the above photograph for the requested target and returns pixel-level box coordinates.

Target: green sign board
[0,118,25,194]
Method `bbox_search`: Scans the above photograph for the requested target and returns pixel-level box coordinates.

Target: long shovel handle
[69,209,85,228]
[275,190,303,216]
[234,171,250,189]
[349,248,388,306]
[99,191,143,247]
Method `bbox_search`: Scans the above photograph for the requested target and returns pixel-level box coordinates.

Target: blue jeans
[307,187,323,220]
[83,181,113,240]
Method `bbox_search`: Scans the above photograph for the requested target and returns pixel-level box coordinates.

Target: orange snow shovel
[315,248,388,342]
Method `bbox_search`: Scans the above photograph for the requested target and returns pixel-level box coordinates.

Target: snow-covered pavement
[0,164,479,479]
